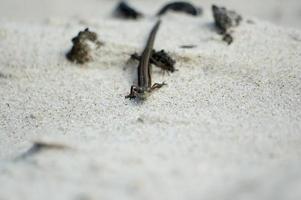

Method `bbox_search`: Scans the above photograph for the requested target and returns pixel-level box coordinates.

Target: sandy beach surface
[0,0,301,200]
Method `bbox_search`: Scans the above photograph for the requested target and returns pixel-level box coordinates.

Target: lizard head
[126,86,151,100]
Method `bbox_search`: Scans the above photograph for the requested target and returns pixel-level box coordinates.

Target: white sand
[0,0,301,200]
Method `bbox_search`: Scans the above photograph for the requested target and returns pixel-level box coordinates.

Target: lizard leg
[125,85,138,99]
[151,82,167,91]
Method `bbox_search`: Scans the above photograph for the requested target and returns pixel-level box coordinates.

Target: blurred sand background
[0,0,301,200]
[1,0,301,29]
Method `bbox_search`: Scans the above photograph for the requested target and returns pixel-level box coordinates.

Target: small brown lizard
[126,20,166,100]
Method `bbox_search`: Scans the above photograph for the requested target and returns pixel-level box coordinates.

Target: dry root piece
[131,49,177,73]
[66,28,103,64]
[114,1,143,19]
[157,1,202,16]
[212,5,242,44]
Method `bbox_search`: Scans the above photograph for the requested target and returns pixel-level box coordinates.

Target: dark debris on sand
[66,28,103,64]
[131,49,177,73]
[212,5,242,45]
[15,141,69,161]
[114,1,143,19]
[157,1,202,16]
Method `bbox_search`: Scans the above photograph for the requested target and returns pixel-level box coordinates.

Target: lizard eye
[132,87,141,93]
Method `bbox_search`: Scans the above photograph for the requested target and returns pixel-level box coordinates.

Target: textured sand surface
[0,1,301,200]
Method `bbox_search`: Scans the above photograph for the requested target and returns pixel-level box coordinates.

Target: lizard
[126,20,166,100]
